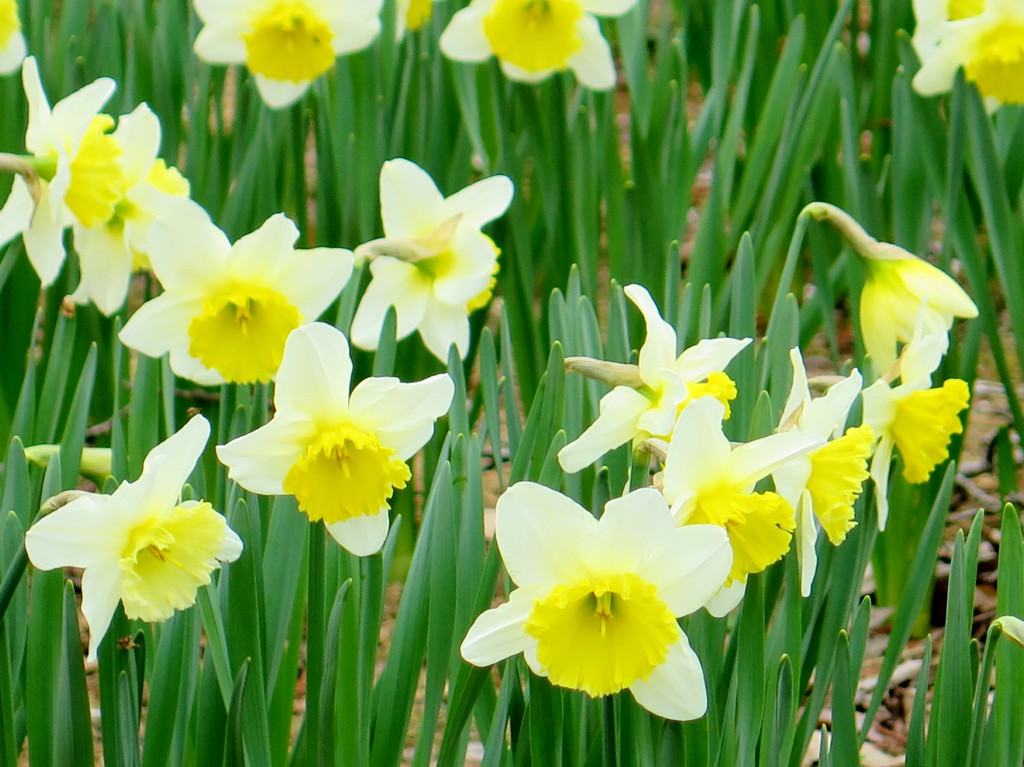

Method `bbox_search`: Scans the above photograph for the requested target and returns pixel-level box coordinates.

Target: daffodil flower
[24,416,242,662]
[119,199,353,386]
[217,322,454,556]
[862,328,971,530]
[460,482,732,720]
[193,0,383,109]
[806,202,977,373]
[912,0,984,58]
[659,397,823,616]
[557,284,750,473]
[913,0,1023,110]
[350,158,513,362]
[440,0,637,89]
[772,349,872,596]
[0,0,26,74]
[396,0,432,39]
[70,103,190,315]
[0,57,117,287]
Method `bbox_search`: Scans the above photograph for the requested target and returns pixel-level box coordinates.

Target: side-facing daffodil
[862,327,971,530]
[772,349,872,596]
[71,103,190,315]
[119,199,353,386]
[217,322,454,556]
[440,0,637,90]
[0,57,116,287]
[913,0,1023,110]
[557,284,750,473]
[193,0,383,109]
[658,397,823,615]
[351,158,513,362]
[461,483,732,721]
[24,416,242,661]
[0,0,26,74]
[806,202,977,373]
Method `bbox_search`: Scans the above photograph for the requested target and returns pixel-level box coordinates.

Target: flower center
[524,573,679,697]
[687,488,795,585]
[466,251,500,312]
[282,425,412,525]
[65,115,125,228]
[0,0,20,44]
[243,2,336,83]
[892,379,970,483]
[405,0,433,31]
[679,372,739,419]
[119,501,230,622]
[483,0,584,73]
[965,20,1024,104]
[187,285,302,383]
[948,0,983,21]
[806,425,873,545]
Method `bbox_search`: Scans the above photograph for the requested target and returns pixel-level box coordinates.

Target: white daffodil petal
[418,298,472,361]
[276,247,354,320]
[82,563,125,662]
[441,174,514,229]
[641,524,733,617]
[704,580,747,617]
[494,482,594,589]
[804,369,863,439]
[861,380,897,437]
[460,587,538,666]
[781,347,810,427]
[71,223,133,315]
[674,337,751,381]
[113,103,161,185]
[870,437,894,531]
[140,415,211,510]
[118,291,200,359]
[557,385,651,473]
[274,322,352,421]
[661,398,731,501]
[23,193,68,286]
[325,510,391,556]
[798,491,818,598]
[771,457,813,511]
[0,30,25,75]
[584,488,678,573]
[351,259,431,349]
[0,175,35,251]
[581,0,638,15]
[440,7,495,62]
[218,525,244,563]
[253,76,311,110]
[227,212,301,278]
[380,158,446,239]
[728,431,824,492]
[625,284,677,385]
[567,15,616,90]
[193,23,248,64]
[145,199,229,290]
[900,330,948,389]
[217,415,315,495]
[25,494,119,570]
[22,57,53,155]
[348,373,454,459]
[628,634,707,722]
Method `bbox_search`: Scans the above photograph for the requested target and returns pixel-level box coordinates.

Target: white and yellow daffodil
[913,0,1023,109]
[0,57,117,286]
[862,327,970,530]
[912,0,985,57]
[440,0,637,89]
[193,0,383,109]
[772,349,872,597]
[659,397,823,615]
[557,284,750,473]
[119,199,353,386]
[0,0,26,74]
[70,103,190,315]
[807,202,977,373]
[217,322,454,556]
[25,416,242,661]
[460,482,732,720]
[350,158,513,362]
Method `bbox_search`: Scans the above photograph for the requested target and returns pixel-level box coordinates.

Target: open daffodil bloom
[771,348,872,596]
[461,483,732,720]
[119,199,352,386]
[351,158,513,362]
[217,322,454,556]
[659,397,823,615]
[24,416,242,661]
[440,0,637,89]
[862,327,971,530]
[193,0,383,109]
[558,284,750,473]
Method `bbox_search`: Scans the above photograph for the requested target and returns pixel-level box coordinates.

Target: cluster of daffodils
[189,0,639,107]
[461,251,977,717]
[912,0,1024,109]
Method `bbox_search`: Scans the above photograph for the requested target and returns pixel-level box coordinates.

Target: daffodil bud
[24,445,113,483]
[994,616,1024,648]
[565,356,645,389]
[806,202,977,372]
